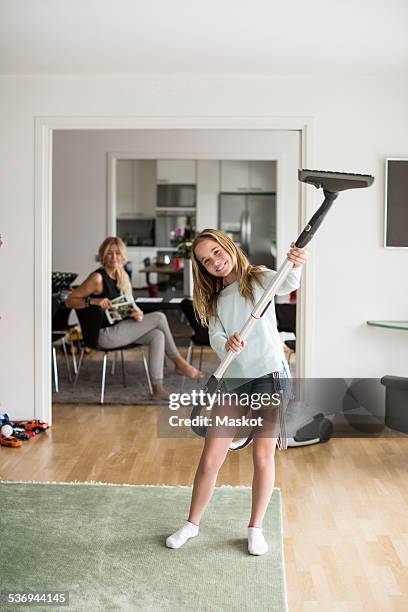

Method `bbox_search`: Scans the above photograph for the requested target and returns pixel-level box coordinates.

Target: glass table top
[367,320,408,331]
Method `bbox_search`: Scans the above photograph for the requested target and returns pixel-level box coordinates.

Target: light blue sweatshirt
[208,267,301,380]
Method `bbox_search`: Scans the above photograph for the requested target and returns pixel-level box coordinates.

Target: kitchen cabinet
[220,161,249,192]
[157,160,196,184]
[127,247,158,288]
[196,160,219,230]
[249,161,276,192]
[220,161,276,193]
[117,160,156,218]
[117,160,135,216]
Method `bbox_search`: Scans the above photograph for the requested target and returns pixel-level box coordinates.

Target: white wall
[52,130,296,282]
[0,74,407,419]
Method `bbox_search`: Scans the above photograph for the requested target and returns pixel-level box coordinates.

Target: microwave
[157,184,196,208]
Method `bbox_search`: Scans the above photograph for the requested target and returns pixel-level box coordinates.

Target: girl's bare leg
[248,436,278,528]
[188,398,248,524]
[188,434,234,525]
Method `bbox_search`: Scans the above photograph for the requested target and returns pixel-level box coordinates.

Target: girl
[66,237,203,400]
[166,229,306,555]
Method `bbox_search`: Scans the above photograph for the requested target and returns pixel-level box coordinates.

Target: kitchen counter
[126,246,177,251]
[140,264,183,274]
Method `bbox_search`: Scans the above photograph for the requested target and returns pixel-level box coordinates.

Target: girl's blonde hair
[98,236,131,294]
[191,229,267,326]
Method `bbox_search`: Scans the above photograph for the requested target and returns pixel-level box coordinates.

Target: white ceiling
[1,0,407,75]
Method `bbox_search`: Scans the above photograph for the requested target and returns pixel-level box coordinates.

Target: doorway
[37,117,314,424]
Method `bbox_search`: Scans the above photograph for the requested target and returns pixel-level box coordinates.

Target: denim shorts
[229,361,292,401]
[210,363,291,449]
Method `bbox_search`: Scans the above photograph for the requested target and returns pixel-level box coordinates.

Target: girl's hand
[130,310,144,322]
[93,297,112,310]
[287,242,307,267]
[225,332,247,353]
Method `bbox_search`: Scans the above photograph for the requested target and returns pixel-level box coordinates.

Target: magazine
[105,294,141,325]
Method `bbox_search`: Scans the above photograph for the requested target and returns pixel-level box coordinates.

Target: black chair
[73,306,153,404]
[124,261,133,284]
[52,331,72,392]
[52,293,80,375]
[52,272,78,293]
[180,299,210,371]
[52,272,82,376]
[275,302,296,365]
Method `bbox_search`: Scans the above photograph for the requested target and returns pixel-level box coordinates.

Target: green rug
[0,483,287,612]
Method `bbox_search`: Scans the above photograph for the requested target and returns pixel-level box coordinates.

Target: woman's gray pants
[97,312,180,384]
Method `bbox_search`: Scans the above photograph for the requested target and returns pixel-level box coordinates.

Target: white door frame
[35,116,314,424]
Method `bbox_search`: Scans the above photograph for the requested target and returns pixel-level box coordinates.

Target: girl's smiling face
[194,238,235,280]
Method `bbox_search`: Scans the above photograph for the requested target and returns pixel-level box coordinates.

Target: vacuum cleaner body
[287,413,333,447]
[191,169,374,449]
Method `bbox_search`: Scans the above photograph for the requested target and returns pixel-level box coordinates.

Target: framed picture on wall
[384,158,408,248]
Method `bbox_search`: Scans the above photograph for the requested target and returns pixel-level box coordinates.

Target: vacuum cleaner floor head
[299,169,374,192]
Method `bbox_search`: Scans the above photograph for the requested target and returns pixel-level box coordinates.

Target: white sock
[248,527,269,556]
[166,521,199,549]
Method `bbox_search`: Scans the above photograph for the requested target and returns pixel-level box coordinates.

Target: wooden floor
[1,403,407,611]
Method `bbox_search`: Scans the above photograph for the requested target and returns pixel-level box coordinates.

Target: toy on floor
[0,413,13,428]
[0,414,23,447]
[0,436,22,448]
[14,419,49,434]
[0,413,50,448]
[11,426,33,441]
[1,423,13,437]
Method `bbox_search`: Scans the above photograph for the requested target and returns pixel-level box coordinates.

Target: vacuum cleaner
[191,169,374,450]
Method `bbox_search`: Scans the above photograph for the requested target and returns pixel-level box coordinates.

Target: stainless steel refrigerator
[218,193,277,269]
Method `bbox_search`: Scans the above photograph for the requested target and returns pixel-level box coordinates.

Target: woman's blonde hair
[191,229,267,326]
[98,236,131,294]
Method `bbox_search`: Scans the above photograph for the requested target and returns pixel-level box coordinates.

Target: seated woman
[66,236,203,399]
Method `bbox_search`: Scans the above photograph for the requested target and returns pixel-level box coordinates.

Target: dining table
[131,295,189,313]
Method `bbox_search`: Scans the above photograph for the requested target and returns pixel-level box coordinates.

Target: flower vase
[183,259,193,297]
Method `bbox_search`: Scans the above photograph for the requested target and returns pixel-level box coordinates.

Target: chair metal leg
[198,346,203,372]
[142,349,153,397]
[73,332,83,375]
[61,337,72,383]
[180,341,194,394]
[111,351,116,375]
[73,347,85,388]
[121,350,127,387]
[52,346,59,392]
[67,331,79,375]
[71,348,78,375]
[100,353,108,404]
[186,340,193,365]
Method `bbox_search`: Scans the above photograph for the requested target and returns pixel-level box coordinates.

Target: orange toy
[0,435,22,448]
[13,420,49,433]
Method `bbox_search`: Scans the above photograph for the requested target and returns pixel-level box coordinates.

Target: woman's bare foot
[173,356,204,380]
[152,384,171,401]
